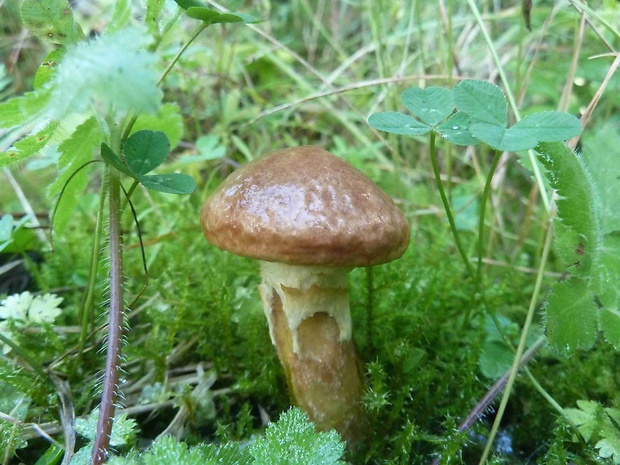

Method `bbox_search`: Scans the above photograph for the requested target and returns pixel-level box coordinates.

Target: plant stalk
[91,165,124,464]
[477,219,554,465]
[429,132,475,279]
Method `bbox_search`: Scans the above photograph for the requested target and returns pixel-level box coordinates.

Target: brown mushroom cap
[201,146,410,267]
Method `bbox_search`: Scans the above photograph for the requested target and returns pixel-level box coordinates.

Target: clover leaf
[101,130,196,195]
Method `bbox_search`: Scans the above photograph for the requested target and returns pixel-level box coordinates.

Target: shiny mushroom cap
[201,146,410,267]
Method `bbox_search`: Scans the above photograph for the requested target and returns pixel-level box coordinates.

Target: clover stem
[429,132,475,279]
[476,150,502,284]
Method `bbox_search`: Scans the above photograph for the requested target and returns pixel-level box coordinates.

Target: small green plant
[369,79,619,461]
[564,400,620,464]
[98,408,345,465]
[0,0,257,462]
[370,81,620,357]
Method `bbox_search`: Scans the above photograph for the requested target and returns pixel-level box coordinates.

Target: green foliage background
[0,0,619,464]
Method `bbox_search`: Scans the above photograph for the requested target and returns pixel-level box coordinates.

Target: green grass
[1,0,620,463]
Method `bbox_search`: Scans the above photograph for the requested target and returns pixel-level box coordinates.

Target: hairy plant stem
[92,165,124,463]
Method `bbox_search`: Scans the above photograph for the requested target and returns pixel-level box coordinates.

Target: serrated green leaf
[596,233,620,311]
[131,103,184,150]
[595,435,620,465]
[452,80,507,126]
[436,111,480,146]
[368,112,430,136]
[249,408,345,465]
[101,143,134,177]
[0,122,59,167]
[140,173,196,194]
[33,49,64,89]
[565,400,620,464]
[401,87,454,126]
[565,400,604,442]
[123,130,170,177]
[0,88,51,130]
[600,308,620,350]
[581,126,620,234]
[0,382,30,458]
[49,117,101,237]
[536,142,601,275]
[21,0,84,45]
[545,278,597,354]
[49,27,162,119]
[75,410,137,447]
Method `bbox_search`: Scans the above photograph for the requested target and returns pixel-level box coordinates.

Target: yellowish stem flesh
[259,262,366,445]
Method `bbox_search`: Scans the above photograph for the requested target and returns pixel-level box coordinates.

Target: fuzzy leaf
[545,278,597,354]
[49,117,101,237]
[401,87,454,126]
[368,112,430,136]
[249,408,345,465]
[581,126,620,234]
[49,27,162,119]
[596,234,620,310]
[536,142,600,275]
[452,80,507,126]
[123,130,170,177]
[20,0,84,45]
[139,173,196,194]
[33,49,64,89]
[0,88,51,130]
[0,122,59,167]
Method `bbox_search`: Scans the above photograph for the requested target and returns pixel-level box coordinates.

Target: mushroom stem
[259,262,366,444]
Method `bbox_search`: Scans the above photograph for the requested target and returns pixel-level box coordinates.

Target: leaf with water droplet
[368,112,431,136]
[437,112,479,146]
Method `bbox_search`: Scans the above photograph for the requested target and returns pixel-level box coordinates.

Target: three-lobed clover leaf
[369,79,582,151]
[401,87,454,126]
[369,86,456,138]
[101,130,196,195]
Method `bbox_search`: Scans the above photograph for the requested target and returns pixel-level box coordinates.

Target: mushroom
[201,146,409,444]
